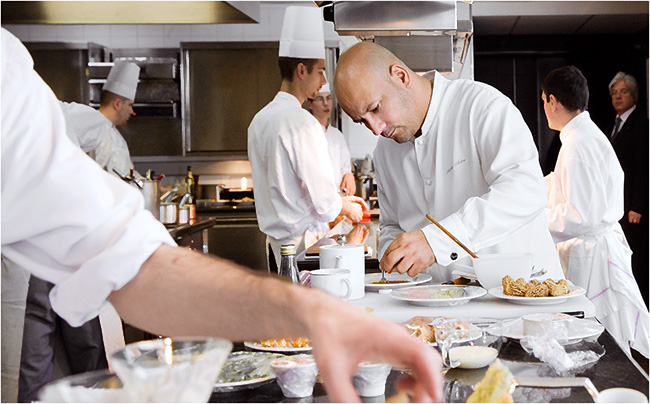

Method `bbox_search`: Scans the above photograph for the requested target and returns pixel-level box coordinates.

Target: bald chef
[248,6,367,271]
[60,60,141,178]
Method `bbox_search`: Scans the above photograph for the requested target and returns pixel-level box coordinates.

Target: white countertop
[348,286,596,323]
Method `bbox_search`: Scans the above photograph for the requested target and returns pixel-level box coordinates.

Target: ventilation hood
[321,1,472,73]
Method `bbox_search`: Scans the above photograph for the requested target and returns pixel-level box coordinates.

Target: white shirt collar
[418,71,444,142]
[276,91,303,107]
[617,104,636,124]
[560,111,590,143]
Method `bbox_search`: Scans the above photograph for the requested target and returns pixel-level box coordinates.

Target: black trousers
[18,276,108,403]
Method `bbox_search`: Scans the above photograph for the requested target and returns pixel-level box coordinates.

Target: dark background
[474,32,649,174]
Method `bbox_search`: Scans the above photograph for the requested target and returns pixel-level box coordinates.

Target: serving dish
[389,285,487,307]
[495,317,604,344]
[213,351,284,393]
[244,341,312,354]
[487,285,586,305]
[365,272,432,291]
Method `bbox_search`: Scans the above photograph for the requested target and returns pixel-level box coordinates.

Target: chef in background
[17,61,141,403]
[305,80,356,196]
[248,6,366,271]
[60,60,141,178]
[541,66,648,358]
[334,42,563,282]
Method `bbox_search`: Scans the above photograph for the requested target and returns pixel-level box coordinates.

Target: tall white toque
[103,61,140,100]
[279,6,325,59]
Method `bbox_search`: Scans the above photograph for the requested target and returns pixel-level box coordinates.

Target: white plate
[365,273,432,291]
[497,317,604,344]
[488,285,586,305]
[244,341,312,354]
[214,351,284,392]
[389,285,487,307]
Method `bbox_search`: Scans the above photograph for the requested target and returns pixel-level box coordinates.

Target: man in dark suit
[604,72,649,307]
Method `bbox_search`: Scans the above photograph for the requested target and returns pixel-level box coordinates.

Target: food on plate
[215,352,283,385]
[370,280,410,285]
[404,316,470,344]
[466,359,514,403]
[430,287,465,299]
[502,276,569,297]
[259,337,310,349]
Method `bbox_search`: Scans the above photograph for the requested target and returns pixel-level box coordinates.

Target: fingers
[315,351,361,403]
[380,232,432,275]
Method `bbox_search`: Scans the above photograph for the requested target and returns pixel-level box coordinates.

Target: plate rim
[487,285,586,304]
[364,272,433,290]
[497,317,605,342]
[389,284,487,303]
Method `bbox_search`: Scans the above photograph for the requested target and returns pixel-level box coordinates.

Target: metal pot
[160,202,178,224]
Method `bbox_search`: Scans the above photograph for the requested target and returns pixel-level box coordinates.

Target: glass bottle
[185,165,195,204]
[278,244,300,284]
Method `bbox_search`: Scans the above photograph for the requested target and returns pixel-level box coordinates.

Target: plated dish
[213,351,284,392]
[495,317,604,344]
[244,341,312,354]
[488,285,585,305]
[365,273,432,291]
[389,285,487,307]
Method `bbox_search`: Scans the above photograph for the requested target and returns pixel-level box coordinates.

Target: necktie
[611,117,622,141]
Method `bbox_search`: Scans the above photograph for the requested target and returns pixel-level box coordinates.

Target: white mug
[319,244,365,300]
[310,269,352,300]
[597,388,648,403]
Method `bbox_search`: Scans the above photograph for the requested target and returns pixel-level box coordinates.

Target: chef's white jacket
[59,101,137,178]
[248,92,342,263]
[1,29,175,327]
[323,124,352,188]
[374,71,563,283]
[545,111,648,357]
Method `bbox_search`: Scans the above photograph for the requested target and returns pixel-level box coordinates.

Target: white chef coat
[545,111,648,357]
[323,124,352,187]
[59,101,110,153]
[1,29,175,327]
[374,71,563,283]
[248,92,342,265]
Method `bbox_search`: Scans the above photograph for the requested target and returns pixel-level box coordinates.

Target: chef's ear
[389,64,410,87]
[296,62,307,79]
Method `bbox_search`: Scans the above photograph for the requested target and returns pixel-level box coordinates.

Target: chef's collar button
[425,179,432,185]
[450,252,458,260]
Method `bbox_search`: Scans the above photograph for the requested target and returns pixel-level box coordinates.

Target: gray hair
[609,71,639,101]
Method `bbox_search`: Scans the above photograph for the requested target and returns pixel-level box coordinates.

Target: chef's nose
[365,116,385,136]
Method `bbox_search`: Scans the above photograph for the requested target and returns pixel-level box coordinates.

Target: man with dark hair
[248,6,366,271]
[604,72,649,307]
[542,66,648,358]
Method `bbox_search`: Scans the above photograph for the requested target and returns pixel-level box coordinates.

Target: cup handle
[340,278,352,300]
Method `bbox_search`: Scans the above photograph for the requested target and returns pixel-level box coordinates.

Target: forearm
[108,244,318,341]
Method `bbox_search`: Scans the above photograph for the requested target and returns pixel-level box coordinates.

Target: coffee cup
[310,269,352,300]
[319,244,365,300]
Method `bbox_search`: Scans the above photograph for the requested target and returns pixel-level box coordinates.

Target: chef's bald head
[334,42,402,96]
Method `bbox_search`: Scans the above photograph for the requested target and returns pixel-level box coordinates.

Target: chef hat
[103,61,140,100]
[279,6,325,59]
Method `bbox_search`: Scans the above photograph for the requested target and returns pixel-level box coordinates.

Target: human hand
[305,294,443,402]
[341,195,368,223]
[346,225,369,245]
[341,173,357,196]
[379,230,435,276]
[629,210,642,224]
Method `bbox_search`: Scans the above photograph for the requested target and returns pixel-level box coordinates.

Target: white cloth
[323,125,352,188]
[59,101,110,153]
[1,28,176,327]
[374,71,563,283]
[248,92,341,266]
[545,111,648,357]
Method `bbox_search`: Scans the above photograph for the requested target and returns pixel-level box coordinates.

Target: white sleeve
[1,29,176,327]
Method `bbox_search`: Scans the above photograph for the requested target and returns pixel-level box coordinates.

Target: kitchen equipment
[426,214,477,259]
[141,178,160,220]
[310,269,352,300]
[434,319,502,369]
[319,244,365,300]
[160,202,178,224]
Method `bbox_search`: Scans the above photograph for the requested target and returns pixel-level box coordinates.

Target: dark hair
[100,90,128,108]
[278,57,320,81]
[541,66,589,112]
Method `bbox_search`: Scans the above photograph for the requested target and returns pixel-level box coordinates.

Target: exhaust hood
[322,1,472,73]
